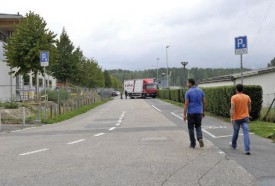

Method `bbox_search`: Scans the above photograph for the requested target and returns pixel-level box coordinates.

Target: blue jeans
[187,113,203,147]
[231,117,250,152]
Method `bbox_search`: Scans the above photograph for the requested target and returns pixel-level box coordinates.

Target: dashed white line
[171,112,218,138]
[118,120,122,123]
[152,105,161,112]
[67,139,86,145]
[116,123,121,126]
[109,127,116,131]
[94,133,105,137]
[19,148,49,156]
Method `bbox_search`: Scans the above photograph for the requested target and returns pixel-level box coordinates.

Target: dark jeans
[187,113,203,147]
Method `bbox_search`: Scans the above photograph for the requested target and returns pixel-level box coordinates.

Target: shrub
[47,88,69,103]
[202,85,262,120]
[4,102,19,109]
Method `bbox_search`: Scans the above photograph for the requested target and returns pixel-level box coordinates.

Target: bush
[158,85,262,120]
[202,85,262,120]
[4,102,19,109]
[47,88,69,103]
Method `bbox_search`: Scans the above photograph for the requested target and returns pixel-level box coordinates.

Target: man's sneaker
[245,152,251,155]
[189,145,195,148]
[229,142,236,149]
[199,139,204,147]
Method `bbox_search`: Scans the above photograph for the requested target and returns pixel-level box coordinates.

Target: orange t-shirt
[231,93,251,120]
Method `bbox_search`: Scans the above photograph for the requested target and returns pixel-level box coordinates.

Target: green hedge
[157,85,262,120]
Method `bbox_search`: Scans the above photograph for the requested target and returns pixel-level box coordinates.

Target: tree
[267,57,275,67]
[49,28,77,85]
[104,70,112,88]
[4,11,56,78]
[81,59,104,88]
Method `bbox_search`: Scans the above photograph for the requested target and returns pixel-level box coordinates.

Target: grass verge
[158,98,275,142]
[44,99,111,124]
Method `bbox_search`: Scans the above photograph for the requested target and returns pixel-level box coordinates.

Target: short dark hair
[236,84,243,92]
[188,79,196,85]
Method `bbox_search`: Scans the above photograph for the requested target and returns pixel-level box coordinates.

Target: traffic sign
[235,36,248,55]
[40,51,49,66]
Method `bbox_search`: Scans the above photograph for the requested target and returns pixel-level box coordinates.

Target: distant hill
[109,67,250,87]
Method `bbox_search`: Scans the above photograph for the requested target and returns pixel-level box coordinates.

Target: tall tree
[104,70,112,88]
[267,57,275,67]
[49,28,77,85]
[4,11,56,77]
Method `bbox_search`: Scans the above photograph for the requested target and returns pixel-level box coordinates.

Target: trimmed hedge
[157,85,262,120]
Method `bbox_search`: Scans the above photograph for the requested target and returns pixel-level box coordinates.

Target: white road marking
[152,105,161,112]
[94,133,105,137]
[11,130,23,133]
[11,127,37,133]
[171,112,218,138]
[109,127,116,131]
[119,117,122,120]
[67,139,86,145]
[19,148,49,156]
[118,120,122,123]
[215,133,254,139]
[116,123,121,126]
[171,112,182,120]
[203,126,227,129]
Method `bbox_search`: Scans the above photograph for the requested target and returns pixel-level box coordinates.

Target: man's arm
[230,103,235,120]
[183,99,189,122]
[202,96,206,117]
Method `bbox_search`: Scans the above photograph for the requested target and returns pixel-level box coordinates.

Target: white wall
[235,72,275,107]
[199,80,234,88]
[199,71,275,108]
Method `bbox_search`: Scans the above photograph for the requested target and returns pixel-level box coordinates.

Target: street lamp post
[181,62,188,88]
[166,45,170,88]
[156,58,160,81]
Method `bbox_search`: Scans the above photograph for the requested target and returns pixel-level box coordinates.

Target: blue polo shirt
[185,86,205,114]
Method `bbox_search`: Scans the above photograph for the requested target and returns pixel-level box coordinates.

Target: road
[0,97,273,185]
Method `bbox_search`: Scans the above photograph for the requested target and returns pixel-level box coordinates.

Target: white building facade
[0,13,56,102]
[199,67,275,108]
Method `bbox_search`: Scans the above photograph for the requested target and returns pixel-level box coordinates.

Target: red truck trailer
[124,78,157,99]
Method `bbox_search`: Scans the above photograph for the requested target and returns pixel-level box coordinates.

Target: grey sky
[2,0,275,70]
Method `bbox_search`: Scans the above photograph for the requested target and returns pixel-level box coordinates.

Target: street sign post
[40,51,49,121]
[235,36,248,84]
[40,51,49,67]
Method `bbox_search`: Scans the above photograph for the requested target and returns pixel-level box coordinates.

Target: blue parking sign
[235,36,248,55]
[40,51,49,66]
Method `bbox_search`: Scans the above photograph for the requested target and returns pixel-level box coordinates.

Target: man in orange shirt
[230,84,252,155]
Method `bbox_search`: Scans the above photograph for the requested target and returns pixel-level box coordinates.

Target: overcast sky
[2,0,275,70]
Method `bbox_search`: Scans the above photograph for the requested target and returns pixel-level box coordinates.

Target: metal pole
[10,68,12,100]
[22,107,25,127]
[57,87,60,114]
[37,72,41,122]
[156,58,159,81]
[240,54,243,84]
[166,46,169,88]
[44,66,47,120]
[0,107,2,131]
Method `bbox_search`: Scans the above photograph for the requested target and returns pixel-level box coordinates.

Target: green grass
[250,121,275,142]
[158,98,275,142]
[44,99,111,124]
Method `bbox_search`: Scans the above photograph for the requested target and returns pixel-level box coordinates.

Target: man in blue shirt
[183,79,205,148]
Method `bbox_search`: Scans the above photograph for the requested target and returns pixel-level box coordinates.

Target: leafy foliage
[109,68,250,87]
[158,85,262,120]
[267,57,275,67]
[4,11,56,77]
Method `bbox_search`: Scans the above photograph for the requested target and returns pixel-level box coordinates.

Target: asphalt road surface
[0,97,274,186]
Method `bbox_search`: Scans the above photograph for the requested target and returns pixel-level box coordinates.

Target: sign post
[235,36,248,84]
[40,51,49,121]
